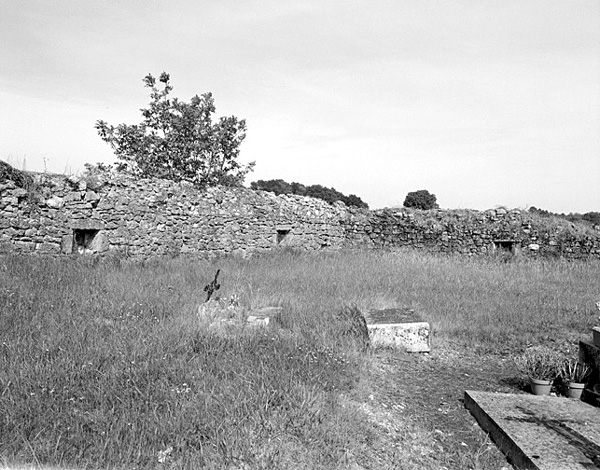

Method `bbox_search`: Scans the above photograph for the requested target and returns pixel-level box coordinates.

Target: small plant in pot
[514,346,561,396]
[560,359,592,399]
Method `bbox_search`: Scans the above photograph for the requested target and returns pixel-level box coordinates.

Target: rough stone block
[85,190,100,201]
[366,308,430,353]
[36,242,60,254]
[69,219,105,230]
[45,196,64,209]
[246,316,270,327]
[61,234,73,254]
[64,191,82,203]
[247,307,282,327]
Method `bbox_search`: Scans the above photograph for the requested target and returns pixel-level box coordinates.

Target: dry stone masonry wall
[1,171,599,260]
[355,209,600,259]
[0,172,359,258]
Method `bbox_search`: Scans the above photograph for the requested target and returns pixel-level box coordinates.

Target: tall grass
[1,249,599,469]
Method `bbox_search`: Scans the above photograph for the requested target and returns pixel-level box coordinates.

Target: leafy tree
[583,212,600,226]
[250,179,368,209]
[403,190,439,210]
[304,184,343,204]
[528,206,551,217]
[290,182,307,197]
[250,179,292,195]
[342,194,368,208]
[95,72,254,187]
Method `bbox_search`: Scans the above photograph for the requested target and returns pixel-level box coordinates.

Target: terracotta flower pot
[566,381,585,399]
[529,377,552,396]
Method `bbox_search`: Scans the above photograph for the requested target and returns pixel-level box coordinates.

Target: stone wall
[0,172,365,258]
[353,208,600,259]
[1,171,599,260]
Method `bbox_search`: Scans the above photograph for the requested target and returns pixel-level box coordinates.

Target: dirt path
[354,339,521,469]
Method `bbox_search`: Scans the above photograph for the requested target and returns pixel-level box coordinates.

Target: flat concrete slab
[465,390,600,470]
[366,308,430,353]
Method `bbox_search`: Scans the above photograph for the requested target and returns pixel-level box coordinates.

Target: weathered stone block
[45,196,64,209]
[36,242,60,253]
[366,308,430,353]
[70,219,105,230]
[247,306,282,327]
[64,191,82,203]
[14,240,34,251]
[61,234,73,254]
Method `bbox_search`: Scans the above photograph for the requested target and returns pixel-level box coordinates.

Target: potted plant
[514,346,560,395]
[560,359,592,399]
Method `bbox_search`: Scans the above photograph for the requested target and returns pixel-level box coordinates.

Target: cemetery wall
[356,208,600,259]
[1,171,599,260]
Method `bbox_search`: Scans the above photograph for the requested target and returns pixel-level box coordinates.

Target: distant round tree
[403,190,439,210]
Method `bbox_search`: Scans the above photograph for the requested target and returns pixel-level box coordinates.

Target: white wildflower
[157,446,173,463]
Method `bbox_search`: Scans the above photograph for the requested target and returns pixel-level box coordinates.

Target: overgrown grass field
[1,249,599,469]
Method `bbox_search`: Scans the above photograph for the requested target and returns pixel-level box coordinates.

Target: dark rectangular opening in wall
[276,225,292,245]
[73,229,99,254]
[493,239,515,254]
[277,229,290,244]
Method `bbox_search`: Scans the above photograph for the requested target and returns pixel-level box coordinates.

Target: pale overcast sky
[1,0,599,212]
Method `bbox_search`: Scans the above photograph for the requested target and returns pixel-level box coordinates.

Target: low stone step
[365,308,430,353]
[465,390,600,470]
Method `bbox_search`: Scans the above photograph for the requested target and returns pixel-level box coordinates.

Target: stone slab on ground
[464,390,600,470]
[366,308,430,353]
[246,306,282,327]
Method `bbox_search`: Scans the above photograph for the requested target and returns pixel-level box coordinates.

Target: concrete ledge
[465,390,600,470]
[593,327,600,347]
